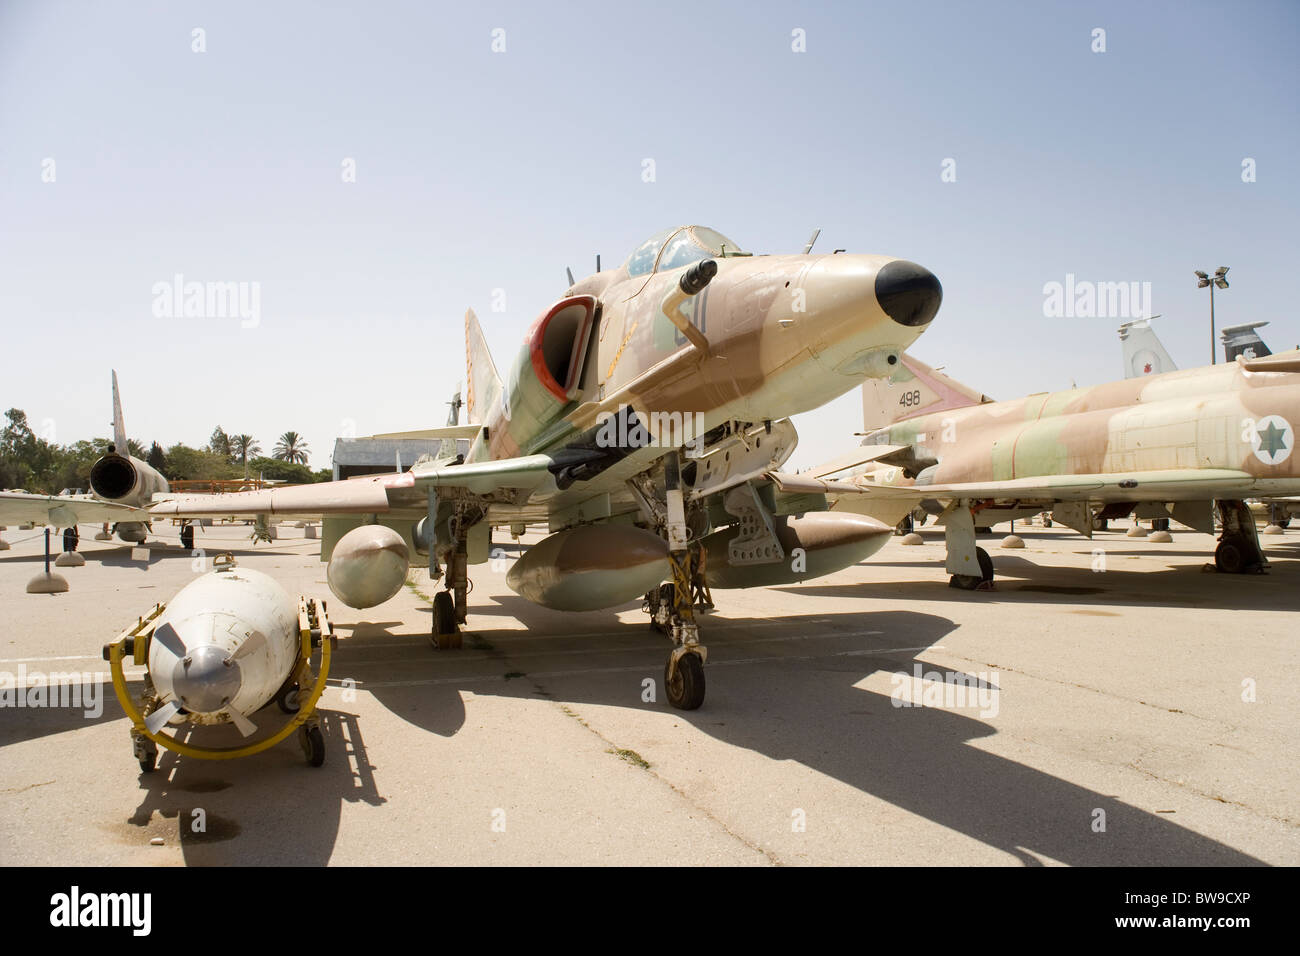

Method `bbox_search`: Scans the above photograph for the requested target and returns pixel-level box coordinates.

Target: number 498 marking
[898,390,921,407]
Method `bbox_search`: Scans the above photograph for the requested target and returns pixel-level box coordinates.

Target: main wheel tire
[949,548,994,590]
[1215,540,1244,574]
[431,590,462,649]
[180,524,194,550]
[298,725,325,767]
[665,653,706,710]
[1091,515,1107,532]
[1152,518,1170,532]
[63,527,78,552]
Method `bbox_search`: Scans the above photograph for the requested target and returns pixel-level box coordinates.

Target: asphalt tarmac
[0,518,1295,865]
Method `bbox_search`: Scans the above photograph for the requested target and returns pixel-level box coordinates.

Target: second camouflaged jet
[778,348,1300,588]
[152,225,943,709]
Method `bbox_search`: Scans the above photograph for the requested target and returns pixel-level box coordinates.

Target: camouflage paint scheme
[778,349,1300,581]
[153,225,941,607]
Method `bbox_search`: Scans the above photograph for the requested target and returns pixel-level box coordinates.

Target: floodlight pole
[1209,280,1216,365]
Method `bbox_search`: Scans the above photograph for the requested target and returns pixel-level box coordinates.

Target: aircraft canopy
[624,225,749,277]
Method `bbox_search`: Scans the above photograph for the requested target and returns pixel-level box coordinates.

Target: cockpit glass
[625,228,676,277]
[625,225,748,277]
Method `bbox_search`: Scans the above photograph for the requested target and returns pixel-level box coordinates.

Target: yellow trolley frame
[103,597,333,766]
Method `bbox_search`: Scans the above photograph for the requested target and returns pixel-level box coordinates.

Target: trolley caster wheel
[298,724,325,767]
[275,683,301,713]
[665,653,706,711]
[135,738,158,774]
[430,591,461,649]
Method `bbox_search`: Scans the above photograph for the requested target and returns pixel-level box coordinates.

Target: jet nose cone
[875,260,942,327]
[172,643,241,714]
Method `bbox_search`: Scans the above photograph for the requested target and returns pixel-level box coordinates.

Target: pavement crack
[1,780,54,795]
[547,696,782,865]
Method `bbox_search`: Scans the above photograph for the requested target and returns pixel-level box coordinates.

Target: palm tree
[230,434,261,477]
[273,431,310,465]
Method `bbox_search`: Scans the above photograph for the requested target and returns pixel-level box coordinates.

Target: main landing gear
[1215,499,1268,574]
[949,546,994,591]
[638,454,710,710]
[644,558,708,711]
[426,499,473,651]
[944,500,996,590]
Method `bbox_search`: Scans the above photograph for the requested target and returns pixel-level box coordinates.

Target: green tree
[147,441,167,472]
[273,431,310,465]
[247,456,318,484]
[163,444,241,482]
[208,426,232,459]
[0,408,59,492]
[230,434,261,478]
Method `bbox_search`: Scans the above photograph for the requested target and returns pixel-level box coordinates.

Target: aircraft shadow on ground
[447,599,1264,866]
[801,547,1300,613]
[5,558,1282,864]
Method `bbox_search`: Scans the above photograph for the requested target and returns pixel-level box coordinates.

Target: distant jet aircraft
[778,347,1300,588]
[0,372,175,550]
[1120,316,1275,378]
[151,225,943,710]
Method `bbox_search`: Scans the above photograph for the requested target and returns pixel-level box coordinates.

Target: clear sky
[2,0,1297,470]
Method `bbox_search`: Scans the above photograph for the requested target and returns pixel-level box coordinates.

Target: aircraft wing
[768,468,1258,504]
[803,444,912,480]
[0,492,152,527]
[150,456,560,522]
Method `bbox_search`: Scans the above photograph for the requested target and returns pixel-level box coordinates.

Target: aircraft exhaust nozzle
[679,258,717,296]
[89,452,138,500]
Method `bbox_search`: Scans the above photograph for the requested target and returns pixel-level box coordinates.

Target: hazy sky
[2,0,1297,470]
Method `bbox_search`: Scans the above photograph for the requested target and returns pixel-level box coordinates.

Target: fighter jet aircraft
[0,371,174,551]
[1120,315,1275,378]
[777,347,1300,588]
[150,225,943,709]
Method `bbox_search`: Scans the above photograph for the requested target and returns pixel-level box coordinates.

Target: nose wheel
[646,555,710,711]
[430,590,462,649]
[665,650,706,710]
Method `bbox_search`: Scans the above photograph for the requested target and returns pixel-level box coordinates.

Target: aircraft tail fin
[1119,317,1176,378]
[111,370,129,451]
[465,309,503,424]
[862,354,992,434]
[1221,322,1272,361]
